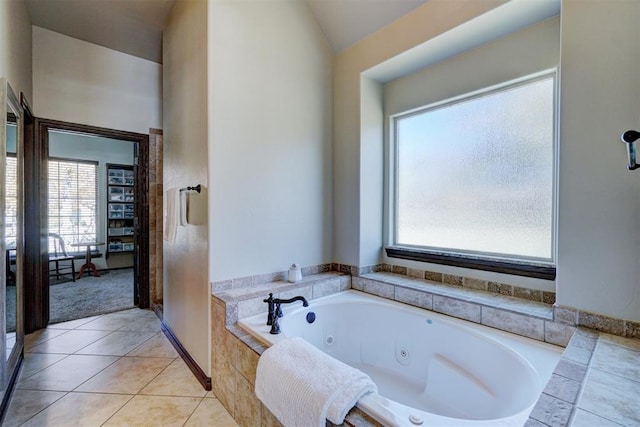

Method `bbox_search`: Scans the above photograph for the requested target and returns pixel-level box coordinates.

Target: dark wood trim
[161,321,212,391]
[22,95,48,333]
[385,246,556,280]
[27,118,151,331]
[134,140,150,308]
[0,352,23,425]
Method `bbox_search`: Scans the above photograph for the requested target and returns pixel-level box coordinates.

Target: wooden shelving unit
[106,164,135,256]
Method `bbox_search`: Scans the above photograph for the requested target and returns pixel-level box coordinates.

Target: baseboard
[161,321,211,391]
[151,302,163,319]
[0,351,23,424]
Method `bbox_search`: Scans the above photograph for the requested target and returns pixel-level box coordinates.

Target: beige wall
[557,0,640,321]
[333,0,508,267]
[207,0,333,281]
[163,0,210,375]
[379,16,560,293]
[0,0,32,101]
[33,26,161,134]
[334,0,640,321]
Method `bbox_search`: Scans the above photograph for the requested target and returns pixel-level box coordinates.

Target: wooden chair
[49,233,76,282]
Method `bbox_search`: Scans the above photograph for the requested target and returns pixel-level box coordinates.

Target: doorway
[24,119,150,332]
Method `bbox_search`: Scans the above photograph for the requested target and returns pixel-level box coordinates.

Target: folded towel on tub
[255,336,377,427]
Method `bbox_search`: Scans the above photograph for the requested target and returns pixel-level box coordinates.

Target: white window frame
[386,69,559,276]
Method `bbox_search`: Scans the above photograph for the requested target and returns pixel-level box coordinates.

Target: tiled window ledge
[355,272,574,346]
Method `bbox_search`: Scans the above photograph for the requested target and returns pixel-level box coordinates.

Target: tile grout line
[14,391,70,426]
[8,309,222,427]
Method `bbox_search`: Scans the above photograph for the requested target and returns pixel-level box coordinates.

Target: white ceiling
[25,0,430,63]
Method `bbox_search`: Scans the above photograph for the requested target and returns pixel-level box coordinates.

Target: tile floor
[3,308,238,427]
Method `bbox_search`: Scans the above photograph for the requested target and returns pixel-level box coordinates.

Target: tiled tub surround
[211,263,335,293]
[353,272,573,347]
[211,267,640,427]
[211,271,353,426]
[526,328,640,426]
[239,291,564,427]
[357,263,557,304]
[363,264,640,340]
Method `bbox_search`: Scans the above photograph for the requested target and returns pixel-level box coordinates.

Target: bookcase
[106,164,135,255]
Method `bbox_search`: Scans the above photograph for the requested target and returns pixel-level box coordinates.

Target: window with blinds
[48,158,98,249]
[5,156,17,247]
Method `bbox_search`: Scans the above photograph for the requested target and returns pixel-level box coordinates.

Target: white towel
[255,337,377,427]
[179,190,188,226]
[163,188,180,242]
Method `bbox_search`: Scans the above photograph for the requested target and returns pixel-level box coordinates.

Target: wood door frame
[26,118,150,331]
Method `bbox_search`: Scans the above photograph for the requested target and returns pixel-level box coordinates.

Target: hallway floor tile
[4,308,238,426]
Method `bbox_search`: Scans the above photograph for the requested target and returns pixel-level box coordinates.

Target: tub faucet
[263,293,277,326]
[263,294,309,335]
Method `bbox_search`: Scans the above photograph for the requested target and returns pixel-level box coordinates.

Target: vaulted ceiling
[25,0,429,63]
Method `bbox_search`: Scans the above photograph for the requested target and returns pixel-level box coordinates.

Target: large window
[390,73,556,276]
[48,158,98,249]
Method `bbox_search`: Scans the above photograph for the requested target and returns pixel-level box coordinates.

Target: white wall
[557,0,640,321]
[33,27,161,134]
[207,0,333,281]
[163,0,210,375]
[0,0,32,102]
[48,132,134,270]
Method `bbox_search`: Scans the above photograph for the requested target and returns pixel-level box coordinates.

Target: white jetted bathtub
[238,290,561,427]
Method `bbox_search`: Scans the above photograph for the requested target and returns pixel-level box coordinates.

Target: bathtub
[238,290,561,427]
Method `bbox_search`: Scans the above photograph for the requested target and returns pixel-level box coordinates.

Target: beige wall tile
[394,287,432,310]
[553,305,577,325]
[545,321,575,347]
[312,278,341,298]
[362,280,395,299]
[481,307,544,340]
[424,270,443,283]
[513,286,543,302]
[407,268,424,279]
[432,295,481,323]
[487,282,512,296]
[578,311,625,336]
[234,370,261,427]
[443,274,463,287]
[464,278,488,291]
[235,339,259,386]
[391,265,407,275]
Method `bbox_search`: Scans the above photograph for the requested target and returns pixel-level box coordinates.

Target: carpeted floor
[6,268,135,331]
[50,268,135,324]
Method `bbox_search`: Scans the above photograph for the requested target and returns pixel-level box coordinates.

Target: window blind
[48,159,98,250]
[5,156,17,247]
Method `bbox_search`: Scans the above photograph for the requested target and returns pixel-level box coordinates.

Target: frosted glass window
[394,76,555,261]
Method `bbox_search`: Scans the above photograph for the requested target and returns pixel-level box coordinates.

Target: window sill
[385,246,556,281]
